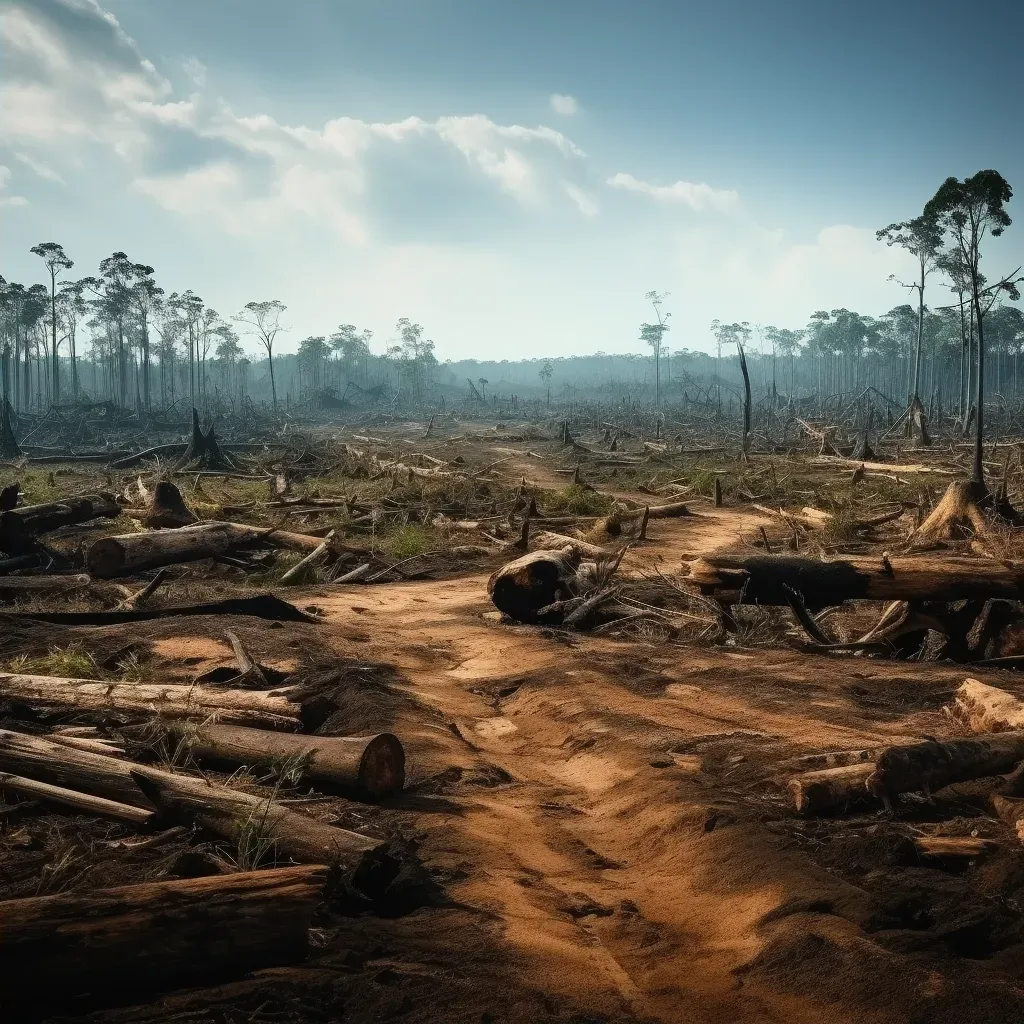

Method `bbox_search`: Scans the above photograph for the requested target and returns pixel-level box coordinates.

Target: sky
[1,0,1023,361]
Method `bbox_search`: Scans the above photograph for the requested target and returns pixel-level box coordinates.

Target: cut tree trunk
[866,732,1024,801]
[0,865,327,1014]
[130,765,382,866]
[686,551,1024,610]
[949,678,1024,734]
[909,479,989,546]
[87,522,276,577]
[0,672,304,729]
[788,763,875,814]
[157,723,405,798]
[0,493,120,546]
[487,546,582,623]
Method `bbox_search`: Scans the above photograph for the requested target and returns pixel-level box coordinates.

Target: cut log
[0,865,327,1013]
[0,673,304,729]
[0,729,382,866]
[788,763,875,814]
[0,493,120,545]
[0,773,153,824]
[87,522,271,577]
[686,552,1024,610]
[0,573,90,592]
[866,733,1024,801]
[780,747,885,773]
[950,678,1024,734]
[487,546,582,623]
[157,723,405,798]
[130,766,381,866]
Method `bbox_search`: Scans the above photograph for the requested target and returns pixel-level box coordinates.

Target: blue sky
[2,0,1022,360]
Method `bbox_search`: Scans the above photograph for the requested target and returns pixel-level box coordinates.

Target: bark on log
[487,546,582,623]
[87,522,271,577]
[160,723,405,798]
[686,551,1024,609]
[0,493,120,545]
[280,530,334,585]
[866,733,1024,800]
[0,573,90,592]
[0,773,154,824]
[130,765,382,865]
[788,763,875,814]
[0,865,328,1013]
[0,672,304,729]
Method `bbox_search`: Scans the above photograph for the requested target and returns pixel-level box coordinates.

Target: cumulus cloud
[0,0,595,243]
[606,171,739,213]
[549,93,579,116]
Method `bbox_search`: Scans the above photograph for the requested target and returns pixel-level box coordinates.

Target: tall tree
[29,242,74,404]
[925,171,1021,485]
[232,300,287,412]
[876,214,944,405]
[640,290,670,407]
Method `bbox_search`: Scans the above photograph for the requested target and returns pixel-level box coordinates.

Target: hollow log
[788,763,875,814]
[866,732,1024,800]
[686,551,1024,610]
[0,672,303,729]
[160,723,405,798]
[950,678,1024,734]
[487,546,581,623]
[0,865,327,1014]
[0,493,120,544]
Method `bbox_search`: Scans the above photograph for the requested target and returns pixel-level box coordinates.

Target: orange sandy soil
[19,467,1024,1023]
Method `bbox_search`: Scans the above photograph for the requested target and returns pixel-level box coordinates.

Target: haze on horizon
[1,0,1022,362]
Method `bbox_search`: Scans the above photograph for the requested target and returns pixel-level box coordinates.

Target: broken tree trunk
[280,530,334,585]
[144,479,197,528]
[909,479,989,546]
[0,672,304,729]
[0,493,120,547]
[157,723,405,798]
[87,522,276,577]
[686,551,1024,610]
[488,546,582,623]
[866,733,1024,801]
[0,865,328,1013]
[177,408,238,471]
[0,399,19,459]
[949,678,1024,734]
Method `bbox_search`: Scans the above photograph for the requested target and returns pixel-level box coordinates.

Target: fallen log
[531,530,614,559]
[0,493,120,546]
[0,865,327,1013]
[130,765,382,865]
[914,836,996,858]
[0,673,304,729]
[686,552,1024,609]
[0,773,153,824]
[866,733,1024,801]
[0,730,382,865]
[0,573,90,592]
[949,678,1024,734]
[155,723,405,798]
[280,530,334,585]
[788,763,875,814]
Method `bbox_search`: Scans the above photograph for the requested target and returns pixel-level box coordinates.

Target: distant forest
[2,171,1021,420]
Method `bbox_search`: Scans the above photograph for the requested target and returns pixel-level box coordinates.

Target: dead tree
[0,399,19,459]
[178,408,238,471]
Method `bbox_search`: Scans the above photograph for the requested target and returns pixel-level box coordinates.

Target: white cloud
[183,56,207,88]
[565,184,598,217]
[0,164,29,207]
[549,93,579,116]
[14,151,65,183]
[606,171,739,213]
